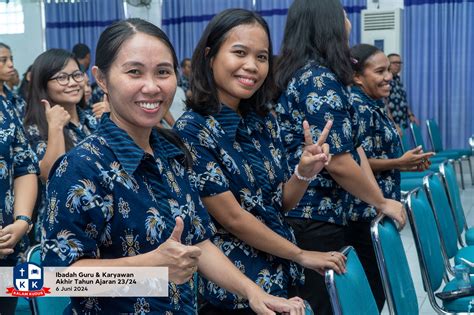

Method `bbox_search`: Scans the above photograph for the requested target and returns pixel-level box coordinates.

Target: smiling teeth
[240,77,255,84]
[139,102,160,109]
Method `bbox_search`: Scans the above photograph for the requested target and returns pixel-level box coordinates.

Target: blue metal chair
[371,214,418,315]
[407,188,474,313]
[423,173,474,275]
[325,246,379,315]
[26,244,70,315]
[439,161,474,247]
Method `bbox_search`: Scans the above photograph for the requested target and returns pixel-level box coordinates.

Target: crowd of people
[0,0,435,314]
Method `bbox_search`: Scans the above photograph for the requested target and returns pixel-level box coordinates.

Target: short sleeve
[42,151,109,266]
[176,116,230,198]
[12,122,39,178]
[25,125,48,160]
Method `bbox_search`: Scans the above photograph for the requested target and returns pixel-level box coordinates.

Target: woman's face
[0,47,14,83]
[84,74,92,103]
[210,23,269,110]
[47,58,84,107]
[95,32,177,134]
[354,52,392,99]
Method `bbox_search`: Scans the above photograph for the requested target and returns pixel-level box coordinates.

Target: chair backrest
[400,132,414,153]
[423,173,459,260]
[371,215,418,315]
[406,189,446,294]
[26,244,71,315]
[426,119,444,153]
[439,161,467,234]
[325,246,379,315]
[410,123,427,151]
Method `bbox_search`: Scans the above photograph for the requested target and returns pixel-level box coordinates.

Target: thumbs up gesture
[91,94,110,119]
[153,217,202,284]
[42,99,71,130]
[295,120,333,180]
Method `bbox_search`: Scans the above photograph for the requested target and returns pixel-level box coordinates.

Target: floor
[381,159,474,315]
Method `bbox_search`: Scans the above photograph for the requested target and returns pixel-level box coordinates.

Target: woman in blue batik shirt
[174,9,346,315]
[23,49,97,242]
[42,18,306,315]
[273,0,407,313]
[0,42,39,315]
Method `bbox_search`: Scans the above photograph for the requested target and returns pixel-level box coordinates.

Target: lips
[236,75,257,87]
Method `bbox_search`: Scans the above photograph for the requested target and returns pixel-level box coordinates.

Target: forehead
[115,32,174,65]
[0,47,11,56]
[222,23,269,50]
[56,58,80,72]
[389,55,401,62]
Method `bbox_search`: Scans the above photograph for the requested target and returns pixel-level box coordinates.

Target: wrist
[13,217,31,234]
[294,164,318,182]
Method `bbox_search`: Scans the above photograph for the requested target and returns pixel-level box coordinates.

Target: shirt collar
[214,105,242,140]
[352,85,385,110]
[98,113,184,175]
[1,84,14,102]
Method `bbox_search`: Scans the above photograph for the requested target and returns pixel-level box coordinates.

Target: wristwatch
[15,215,33,233]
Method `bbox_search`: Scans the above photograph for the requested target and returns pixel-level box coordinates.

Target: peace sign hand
[295,120,333,181]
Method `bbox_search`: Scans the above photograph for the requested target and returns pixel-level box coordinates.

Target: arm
[357,147,379,189]
[197,240,305,315]
[202,192,345,274]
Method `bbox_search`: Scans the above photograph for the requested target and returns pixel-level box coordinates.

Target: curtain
[162,0,253,63]
[341,0,366,47]
[403,0,473,149]
[45,0,125,79]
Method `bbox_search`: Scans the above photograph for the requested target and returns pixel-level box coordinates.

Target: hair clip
[350,57,358,65]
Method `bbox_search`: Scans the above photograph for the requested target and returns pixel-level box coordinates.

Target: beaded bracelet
[294,165,318,182]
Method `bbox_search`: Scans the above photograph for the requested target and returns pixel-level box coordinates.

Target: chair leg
[468,156,473,185]
[458,160,466,190]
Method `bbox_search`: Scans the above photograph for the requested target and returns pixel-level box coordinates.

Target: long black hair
[274,0,353,95]
[24,49,86,152]
[187,8,274,117]
[94,18,191,166]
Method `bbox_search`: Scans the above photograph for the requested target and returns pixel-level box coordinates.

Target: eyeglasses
[49,70,85,86]
[391,61,403,65]
[0,56,13,64]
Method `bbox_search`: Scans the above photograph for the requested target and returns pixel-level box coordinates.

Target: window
[0,2,25,35]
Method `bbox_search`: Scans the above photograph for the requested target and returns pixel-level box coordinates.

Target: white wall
[367,0,404,10]
[125,0,162,27]
[1,1,44,80]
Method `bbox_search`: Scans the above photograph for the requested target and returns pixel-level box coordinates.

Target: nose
[141,75,161,95]
[385,71,393,82]
[242,56,258,73]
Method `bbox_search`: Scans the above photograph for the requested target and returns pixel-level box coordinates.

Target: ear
[92,66,108,94]
[353,73,364,86]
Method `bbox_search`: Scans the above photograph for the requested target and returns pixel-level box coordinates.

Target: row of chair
[325,159,474,314]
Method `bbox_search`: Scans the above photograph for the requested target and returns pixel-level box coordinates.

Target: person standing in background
[178,57,192,99]
[72,43,91,72]
[386,53,417,130]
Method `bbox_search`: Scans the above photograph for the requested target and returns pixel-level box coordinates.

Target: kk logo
[6,262,50,297]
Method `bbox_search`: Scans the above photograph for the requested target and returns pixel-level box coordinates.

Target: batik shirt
[178,75,189,94]
[174,106,304,310]
[2,83,26,118]
[275,61,360,225]
[42,113,215,314]
[0,87,39,265]
[387,74,410,129]
[350,86,402,221]
[25,107,97,241]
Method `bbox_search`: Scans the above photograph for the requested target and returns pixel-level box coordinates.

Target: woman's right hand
[246,286,306,315]
[295,249,346,275]
[42,99,71,129]
[151,217,202,284]
[379,198,407,229]
[397,146,435,172]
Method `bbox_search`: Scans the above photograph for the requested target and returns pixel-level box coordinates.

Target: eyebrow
[231,44,269,54]
[121,61,174,68]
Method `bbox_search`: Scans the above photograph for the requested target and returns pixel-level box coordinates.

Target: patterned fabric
[42,113,215,314]
[25,107,97,241]
[0,85,39,265]
[174,106,304,309]
[386,74,410,129]
[90,83,105,104]
[349,86,402,222]
[274,61,360,225]
[3,83,26,118]
[178,74,189,93]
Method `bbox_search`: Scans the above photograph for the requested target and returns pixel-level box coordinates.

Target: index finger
[315,120,333,146]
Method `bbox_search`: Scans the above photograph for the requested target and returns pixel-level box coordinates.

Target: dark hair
[95,18,191,166]
[187,8,274,117]
[350,44,382,75]
[24,49,86,152]
[0,42,11,50]
[72,43,90,59]
[274,0,353,95]
[387,53,400,59]
[18,65,32,100]
[180,58,191,68]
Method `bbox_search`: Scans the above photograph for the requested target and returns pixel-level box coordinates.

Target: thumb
[103,93,108,103]
[41,99,51,111]
[169,216,184,243]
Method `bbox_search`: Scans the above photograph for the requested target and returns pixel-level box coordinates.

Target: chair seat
[401,170,432,179]
[466,228,474,246]
[442,277,474,312]
[454,246,474,272]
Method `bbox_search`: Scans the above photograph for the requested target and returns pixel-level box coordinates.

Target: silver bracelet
[294,165,318,182]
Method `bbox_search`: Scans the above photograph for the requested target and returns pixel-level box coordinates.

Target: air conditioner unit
[361,8,402,55]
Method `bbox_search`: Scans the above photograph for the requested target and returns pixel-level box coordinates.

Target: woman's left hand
[296,120,333,179]
[247,288,306,315]
[0,220,29,257]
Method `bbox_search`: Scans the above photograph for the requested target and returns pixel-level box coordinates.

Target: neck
[0,81,5,97]
[110,112,153,155]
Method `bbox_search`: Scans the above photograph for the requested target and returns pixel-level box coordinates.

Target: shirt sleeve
[42,150,109,266]
[175,115,230,198]
[12,122,39,178]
